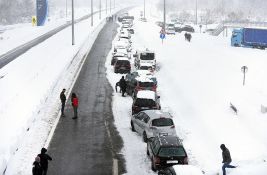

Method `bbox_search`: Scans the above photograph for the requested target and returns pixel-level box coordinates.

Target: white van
[134,49,156,69]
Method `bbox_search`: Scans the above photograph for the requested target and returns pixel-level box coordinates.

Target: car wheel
[143,132,148,142]
[131,121,136,132]
[146,147,149,156]
[151,158,156,172]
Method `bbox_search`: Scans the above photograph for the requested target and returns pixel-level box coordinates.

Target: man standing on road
[71,92,79,119]
[38,148,52,175]
[220,144,236,175]
[119,76,127,97]
[60,89,66,116]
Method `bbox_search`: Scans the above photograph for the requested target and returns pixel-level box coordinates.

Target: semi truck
[231,28,267,49]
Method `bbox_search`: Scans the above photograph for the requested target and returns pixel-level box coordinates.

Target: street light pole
[195,0,198,25]
[71,0,74,45]
[91,0,93,26]
[144,0,146,19]
[110,0,111,13]
[99,0,101,19]
[163,0,166,31]
[106,0,107,14]
[66,0,68,18]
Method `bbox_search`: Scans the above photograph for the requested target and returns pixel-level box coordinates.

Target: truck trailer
[231,28,267,49]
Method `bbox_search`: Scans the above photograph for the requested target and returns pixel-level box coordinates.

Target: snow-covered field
[106,7,267,175]
[0,7,122,174]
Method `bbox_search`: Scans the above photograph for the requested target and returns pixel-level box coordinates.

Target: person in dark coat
[71,93,79,119]
[220,144,236,175]
[32,156,42,175]
[60,88,66,116]
[38,148,52,175]
[119,76,127,97]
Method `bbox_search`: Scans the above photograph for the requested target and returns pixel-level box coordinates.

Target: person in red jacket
[71,93,78,119]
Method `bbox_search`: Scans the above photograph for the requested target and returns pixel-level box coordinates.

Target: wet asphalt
[48,19,125,175]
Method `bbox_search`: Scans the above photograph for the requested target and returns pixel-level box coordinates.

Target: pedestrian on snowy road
[71,92,79,119]
[38,148,52,175]
[119,76,127,97]
[220,144,236,175]
[32,156,42,175]
[60,88,66,116]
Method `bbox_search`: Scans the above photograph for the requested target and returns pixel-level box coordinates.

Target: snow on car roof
[136,76,153,82]
[136,70,151,75]
[143,110,172,119]
[114,52,127,56]
[136,90,155,100]
[116,57,129,61]
[140,62,153,66]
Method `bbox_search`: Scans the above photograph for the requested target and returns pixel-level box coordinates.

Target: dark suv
[147,136,188,171]
[114,58,131,73]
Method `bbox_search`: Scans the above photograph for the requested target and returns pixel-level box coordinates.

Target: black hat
[41,148,47,154]
[220,144,226,150]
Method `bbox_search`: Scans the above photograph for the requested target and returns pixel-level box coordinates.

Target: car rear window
[158,147,186,157]
[140,53,155,60]
[139,82,154,87]
[116,60,130,65]
[135,99,156,107]
[152,118,174,127]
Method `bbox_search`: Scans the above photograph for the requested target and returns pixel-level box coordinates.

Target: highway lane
[0,10,101,69]
[48,18,125,175]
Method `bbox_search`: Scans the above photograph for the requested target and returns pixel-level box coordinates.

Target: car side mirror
[157,96,160,99]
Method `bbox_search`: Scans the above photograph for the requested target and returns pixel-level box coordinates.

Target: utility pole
[106,0,107,14]
[66,0,68,18]
[163,0,166,31]
[144,0,146,19]
[99,0,101,19]
[71,0,74,45]
[110,0,111,13]
[91,0,93,26]
[195,0,198,25]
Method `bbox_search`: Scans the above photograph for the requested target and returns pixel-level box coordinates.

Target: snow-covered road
[106,7,267,175]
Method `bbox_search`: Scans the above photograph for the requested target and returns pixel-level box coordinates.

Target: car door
[139,113,150,134]
[134,112,145,134]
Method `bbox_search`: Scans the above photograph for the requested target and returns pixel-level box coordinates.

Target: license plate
[159,133,168,136]
[167,160,178,164]
[141,107,149,109]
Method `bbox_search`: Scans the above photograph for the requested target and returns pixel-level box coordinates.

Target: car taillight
[152,86,157,91]
[171,125,175,128]
[133,106,139,109]
[183,157,188,164]
[154,156,160,164]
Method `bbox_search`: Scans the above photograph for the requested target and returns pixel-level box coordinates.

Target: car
[176,25,195,33]
[158,167,176,175]
[131,110,177,142]
[127,75,157,96]
[147,135,188,171]
[134,49,156,68]
[114,40,131,52]
[125,71,157,95]
[114,57,131,73]
[131,90,161,115]
[111,52,128,65]
[127,28,134,34]
[138,62,154,72]
[166,27,176,35]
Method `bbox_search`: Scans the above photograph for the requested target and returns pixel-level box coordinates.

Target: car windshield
[135,99,156,107]
[139,82,154,87]
[152,118,173,127]
[158,147,186,157]
[140,53,155,60]
[116,60,130,65]
[140,66,152,70]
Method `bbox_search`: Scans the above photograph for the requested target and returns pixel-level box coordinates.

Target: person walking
[60,88,66,116]
[32,156,42,175]
[71,93,79,119]
[38,148,52,175]
[119,76,127,97]
[220,144,236,175]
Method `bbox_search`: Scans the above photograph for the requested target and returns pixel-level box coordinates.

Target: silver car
[131,110,177,142]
